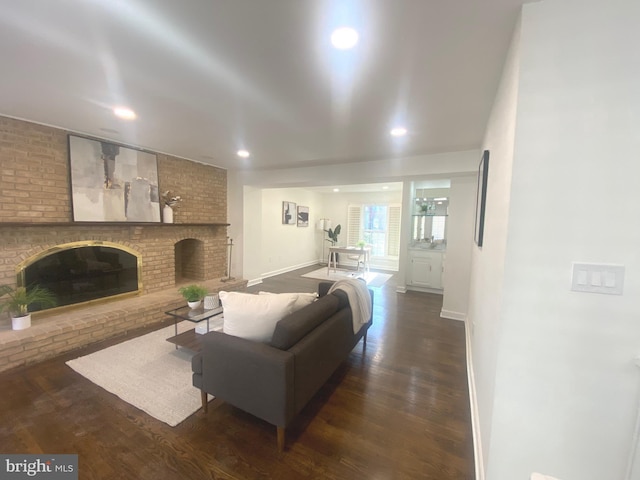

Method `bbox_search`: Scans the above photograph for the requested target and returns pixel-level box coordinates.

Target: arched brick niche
[175,238,206,282]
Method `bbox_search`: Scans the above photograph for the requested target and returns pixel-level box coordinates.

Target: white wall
[468,13,521,478]
[470,1,640,479]
[229,150,479,284]
[441,175,476,320]
[243,187,323,283]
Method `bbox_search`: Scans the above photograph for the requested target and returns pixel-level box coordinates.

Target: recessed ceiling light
[237,149,250,158]
[333,188,340,192]
[331,27,359,49]
[382,186,389,190]
[390,127,407,137]
[113,107,136,120]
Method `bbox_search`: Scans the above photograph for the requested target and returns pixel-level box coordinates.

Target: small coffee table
[165,305,223,352]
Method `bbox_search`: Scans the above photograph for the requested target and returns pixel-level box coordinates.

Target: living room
[1,0,639,479]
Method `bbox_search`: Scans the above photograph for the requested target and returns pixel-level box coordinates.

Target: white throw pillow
[258,291,317,312]
[220,291,297,343]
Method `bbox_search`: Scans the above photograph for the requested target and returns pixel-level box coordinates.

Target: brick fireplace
[0,116,246,372]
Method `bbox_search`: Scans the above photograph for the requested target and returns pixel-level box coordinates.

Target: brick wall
[0,115,228,290]
[0,116,240,372]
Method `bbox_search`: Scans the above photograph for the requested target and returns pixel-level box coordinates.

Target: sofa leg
[201,390,208,413]
[277,426,285,452]
[362,331,367,352]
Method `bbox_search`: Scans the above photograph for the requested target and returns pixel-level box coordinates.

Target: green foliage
[356,240,366,248]
[325,224,341,245]
[0,285,57,316]
[178,284,208,302]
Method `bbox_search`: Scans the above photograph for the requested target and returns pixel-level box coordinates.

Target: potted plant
[325,224,341,246]
[178,284,208,309]
[0,284,57,330]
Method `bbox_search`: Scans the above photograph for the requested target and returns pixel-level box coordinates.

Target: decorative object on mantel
[161,191,182,224]
[178,284,208,309]
[68,134,161,223]
[221,238,236,283]
[0,285,57,330]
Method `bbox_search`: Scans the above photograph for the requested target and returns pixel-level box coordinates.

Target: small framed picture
[297,206,309,227]
[282,201,296,225]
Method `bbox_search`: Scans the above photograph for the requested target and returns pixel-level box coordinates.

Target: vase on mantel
[163,205,174,223]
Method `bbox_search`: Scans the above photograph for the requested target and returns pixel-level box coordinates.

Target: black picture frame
[474,150,490,247]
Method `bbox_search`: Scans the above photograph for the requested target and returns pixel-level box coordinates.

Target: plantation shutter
[387,204,401,256]
[347,205,362,246]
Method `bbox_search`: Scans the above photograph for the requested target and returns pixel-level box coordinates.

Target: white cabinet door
[408,251,442,289]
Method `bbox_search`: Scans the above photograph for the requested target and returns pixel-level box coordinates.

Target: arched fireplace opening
[18,241,141,312]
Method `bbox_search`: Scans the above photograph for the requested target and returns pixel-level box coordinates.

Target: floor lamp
[318,218,331,265]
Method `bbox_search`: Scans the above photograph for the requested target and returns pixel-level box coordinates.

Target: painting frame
[282,201,296,225]
[68,134,161,223]
[297,206,309,227]
[474,150,490,247]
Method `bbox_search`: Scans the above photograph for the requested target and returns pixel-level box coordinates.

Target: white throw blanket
[327,278,372,334]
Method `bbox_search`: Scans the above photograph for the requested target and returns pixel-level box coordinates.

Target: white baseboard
[260,260,318,280]
[405,285,443,295]
[396,285,407,293]
[465,318,485,480]
[246,278,263,287]
[440,310,466,321]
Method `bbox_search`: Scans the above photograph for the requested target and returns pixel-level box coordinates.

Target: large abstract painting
[68,135,161,222]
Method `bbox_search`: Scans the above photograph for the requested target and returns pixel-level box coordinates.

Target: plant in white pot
[178,284,208,309]
[0,285,57,330]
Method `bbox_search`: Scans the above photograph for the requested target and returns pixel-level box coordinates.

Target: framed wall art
[474,150,490,247]
[297,206,309,227]
[282,201,296,225]
[68,134,161,222]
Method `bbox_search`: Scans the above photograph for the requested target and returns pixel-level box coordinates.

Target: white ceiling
[0,0,527,171]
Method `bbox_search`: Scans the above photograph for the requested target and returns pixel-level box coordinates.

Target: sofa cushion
[270,293,340,350]
[220,291,297,343]
[258,291,317,312]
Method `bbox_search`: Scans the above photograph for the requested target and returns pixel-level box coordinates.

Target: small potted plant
[178,284,208,309]
[325,224,341,246]
[0,284,57,330]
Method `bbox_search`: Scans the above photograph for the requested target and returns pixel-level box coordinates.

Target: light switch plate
[571,263,624,295]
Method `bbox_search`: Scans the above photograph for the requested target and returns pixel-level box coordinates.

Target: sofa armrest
[318,281,334,297]
[199,331,295,427]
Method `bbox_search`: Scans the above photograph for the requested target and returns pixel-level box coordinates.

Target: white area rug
[66,322,201,427]
[302,267,393,287]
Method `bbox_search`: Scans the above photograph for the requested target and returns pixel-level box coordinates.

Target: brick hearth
[0,277,246,373]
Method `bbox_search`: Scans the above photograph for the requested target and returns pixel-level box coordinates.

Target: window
[432,216,446,241]
[347,203,401,257]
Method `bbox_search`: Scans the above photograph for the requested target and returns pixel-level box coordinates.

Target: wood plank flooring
[0,265,474,479]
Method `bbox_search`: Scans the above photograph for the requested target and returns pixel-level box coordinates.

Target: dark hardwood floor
[0,265,474,479]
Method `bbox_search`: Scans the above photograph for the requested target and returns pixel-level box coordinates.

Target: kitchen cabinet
[407,249,443,290]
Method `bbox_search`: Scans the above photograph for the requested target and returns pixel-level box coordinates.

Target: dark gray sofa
[191,281,373,451]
